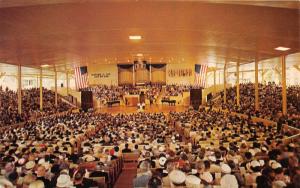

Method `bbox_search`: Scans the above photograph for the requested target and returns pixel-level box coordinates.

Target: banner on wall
[88,64,118,85]
[166,64,194,85]
[168,69,192,77]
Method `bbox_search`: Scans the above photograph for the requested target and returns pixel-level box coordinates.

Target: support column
[17,65,22,114]
[281,55,287,115]
[54,68,58,107]
[255,60,259,111]
[66,72,69,95]
[236,62,240,107]
[132,65,135,85]
[149,64,152,83]
[261,62,264,84]
[40,68,43,111]
[213,69,216,93]
[223,63,227,104]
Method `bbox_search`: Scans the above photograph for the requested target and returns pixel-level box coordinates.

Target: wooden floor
[97,104,188,114]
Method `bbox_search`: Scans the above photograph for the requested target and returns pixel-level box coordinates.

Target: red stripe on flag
[74,66,88,90]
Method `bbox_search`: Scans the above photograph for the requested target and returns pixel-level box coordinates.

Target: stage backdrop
[166,63,194,85]
[151,64,166,84]
[88,64,118,85]
[118,64,133,85]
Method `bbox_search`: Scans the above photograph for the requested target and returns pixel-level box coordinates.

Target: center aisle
[114,169,137,188]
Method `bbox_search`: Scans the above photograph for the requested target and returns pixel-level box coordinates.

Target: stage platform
[96,104,188,114]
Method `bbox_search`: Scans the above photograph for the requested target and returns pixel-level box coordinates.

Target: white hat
[258,160,265,166]
[82,147,90,153]
[144,145,150,150]
[249,149,256,156]
[220,174,238,188]
[25,161,36,170]
[159,157,167,167]
[221,164,231,174]
[185,175,201,188]
[38,158,46,165]
[261,147,268,152]
[56,174,73,188]
[250,160,261,168]
[200,172,213,183]
[208,155,216,162]
[158,146,165,152]
[169,170,186,185]
[271,162,282,169]
[42,162,51,170]
[163,170,168,174]
[273,180,287,188]
[269,160,277,166]
[191,169,197,174]
[84,155,95,162]
[29,180,45,188]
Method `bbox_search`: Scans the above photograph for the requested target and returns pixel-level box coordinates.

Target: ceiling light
[136,53,143,57]
[41,64,49,68]
[129,35,142,40]
[275,46,290,51]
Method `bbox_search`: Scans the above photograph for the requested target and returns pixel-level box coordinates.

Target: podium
[125,95,139,106]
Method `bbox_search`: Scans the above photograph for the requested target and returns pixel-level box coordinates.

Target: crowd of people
[164,85,191,97]
[88,84,197,106]
[208,83,300,128]
[0,87,72,126]
[87,85,124,102]
[87,84,189,104]
[0,109,298,188]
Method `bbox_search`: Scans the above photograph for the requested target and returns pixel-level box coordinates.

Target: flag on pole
[195,64,208,88]
[74,66,88,90]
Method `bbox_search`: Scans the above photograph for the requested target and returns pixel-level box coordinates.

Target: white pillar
[66,72,69,95]
[54,68,58,107]
[236,62,240,107]
[255,60,259,111]
[133,65,135,85]
[223,64,227,104]
[40,68,43,111]
[17,65,22,114]
[149,64,152,83]
[281,56,287,115]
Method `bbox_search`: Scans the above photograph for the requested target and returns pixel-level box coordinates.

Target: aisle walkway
[114,169,136,188]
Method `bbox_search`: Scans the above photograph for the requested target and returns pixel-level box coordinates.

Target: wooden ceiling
[0,0,299,72]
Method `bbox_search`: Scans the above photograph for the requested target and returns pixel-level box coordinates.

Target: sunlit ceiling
[0,0,299,72]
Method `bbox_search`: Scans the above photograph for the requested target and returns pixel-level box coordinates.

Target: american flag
[74,66,88,90]
[195,64,208,88]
